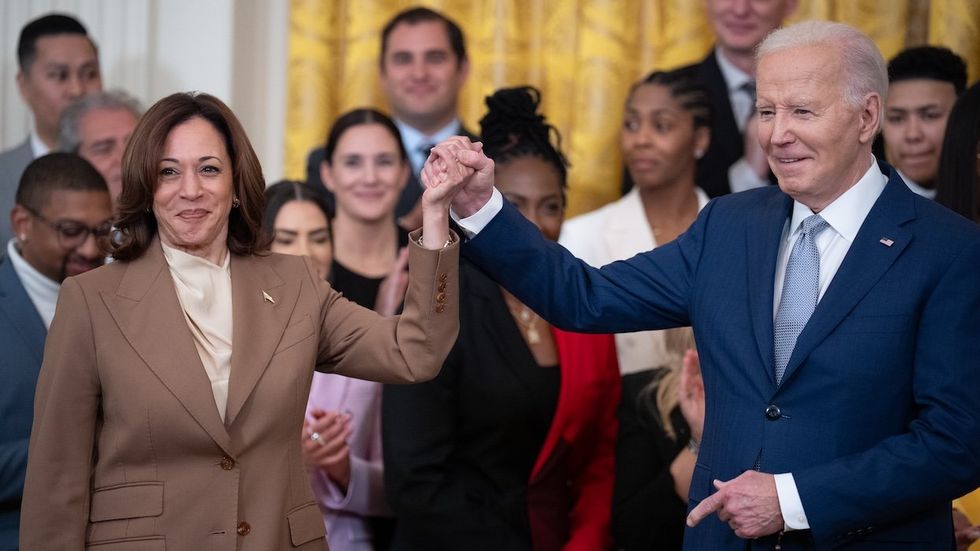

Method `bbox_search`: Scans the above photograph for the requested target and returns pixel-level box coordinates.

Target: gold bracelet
[416,234,454,249]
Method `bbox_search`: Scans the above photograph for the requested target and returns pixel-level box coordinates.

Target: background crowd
[1,2,979,551]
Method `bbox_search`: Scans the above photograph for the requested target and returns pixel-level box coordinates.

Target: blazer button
[439,272,448,283]
[220,456,235,470]
[765,404,781,420]
[435,304,445,314]
[436,292,447,303]
[237,521,251,536]
[438,282,447,292]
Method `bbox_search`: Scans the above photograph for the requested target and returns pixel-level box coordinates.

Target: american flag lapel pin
[262,290,276,304]
[879,237,894,247]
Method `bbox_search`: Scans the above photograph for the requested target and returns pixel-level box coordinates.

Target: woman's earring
[694,149,705,160]
[232,198,241,208]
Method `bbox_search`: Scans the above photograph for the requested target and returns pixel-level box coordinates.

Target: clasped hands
[420,136,496,219]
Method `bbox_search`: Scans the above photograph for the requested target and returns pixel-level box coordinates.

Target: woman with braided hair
[557,67,713,550]
[382,86,620,551]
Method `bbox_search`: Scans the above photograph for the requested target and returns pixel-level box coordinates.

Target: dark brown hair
[380,7,466,66]
[113,92,268,260]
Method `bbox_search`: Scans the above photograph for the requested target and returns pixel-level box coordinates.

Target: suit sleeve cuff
[774,472,810,531]
[728,158,768,193]
[451,188,502,238]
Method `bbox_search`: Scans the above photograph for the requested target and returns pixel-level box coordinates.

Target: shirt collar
[29,131,50,159]
[6,238,60,328]
[396,118,462,173]
[714,48,752,94]
[788,156,887,243]
[896,169,937,199]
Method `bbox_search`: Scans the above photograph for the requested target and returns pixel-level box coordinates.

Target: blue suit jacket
[0,255,46,549]
[463,163,980,550]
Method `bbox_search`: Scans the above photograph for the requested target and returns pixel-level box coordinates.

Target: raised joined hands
[421,136,496,219]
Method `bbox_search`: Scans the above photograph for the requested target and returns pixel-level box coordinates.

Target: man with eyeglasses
[0,152,110,548]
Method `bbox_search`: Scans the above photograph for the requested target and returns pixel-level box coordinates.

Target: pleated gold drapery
[285,0,980,217]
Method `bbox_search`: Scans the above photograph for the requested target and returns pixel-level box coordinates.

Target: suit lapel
[468,264,542,399]
[102,241,233,455]
[224,253,301,426]
[779,174,914,387]
[603,189,655,261]
[746,192,793,388]
[0,258,47,360]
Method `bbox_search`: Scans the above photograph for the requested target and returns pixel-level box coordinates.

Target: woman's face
[621,83,709,192]
[270,200,333,280]
[494,155,564,242]
[320,123,409,223]
[153,116,234,259]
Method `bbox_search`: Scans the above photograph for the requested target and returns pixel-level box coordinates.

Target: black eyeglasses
[21,205,113,249]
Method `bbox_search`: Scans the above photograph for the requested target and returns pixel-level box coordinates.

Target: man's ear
[858,92,882,145]
[11,204,33,242]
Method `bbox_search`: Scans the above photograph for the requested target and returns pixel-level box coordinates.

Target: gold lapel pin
[262,291,276,304]
[879,238,894,247]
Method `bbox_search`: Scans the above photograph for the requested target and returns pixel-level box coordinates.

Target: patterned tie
[773,214,830,385]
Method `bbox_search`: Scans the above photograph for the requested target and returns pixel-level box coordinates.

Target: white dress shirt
[456,157,890,532]
[771,157,887,530]
[396,118,463,179]
[7,238,60,328]
[715,50,771,194]
[716,49,754,134]
[895,169,937,199]
[29,132,50,159]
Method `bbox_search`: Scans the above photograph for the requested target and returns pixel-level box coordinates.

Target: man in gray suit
[0,153,110,548]
[0,14,102,247]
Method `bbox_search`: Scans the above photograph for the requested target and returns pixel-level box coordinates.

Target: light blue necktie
[774,214,830,385]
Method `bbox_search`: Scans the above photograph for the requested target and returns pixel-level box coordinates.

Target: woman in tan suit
[19,92,462,551]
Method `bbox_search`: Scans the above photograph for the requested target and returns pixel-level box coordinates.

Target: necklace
[510,304,541,345]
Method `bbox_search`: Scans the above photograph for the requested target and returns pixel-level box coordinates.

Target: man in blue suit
[0,153,110,549]
[430,21,980,550]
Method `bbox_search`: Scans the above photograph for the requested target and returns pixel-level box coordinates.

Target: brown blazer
[20,234,459,551]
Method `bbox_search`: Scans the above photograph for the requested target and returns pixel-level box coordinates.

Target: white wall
[0,0,288,181]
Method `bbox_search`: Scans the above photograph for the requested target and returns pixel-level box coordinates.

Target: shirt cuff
[774,472,810,530]
[728,158,768,193]
[450,188,503,238]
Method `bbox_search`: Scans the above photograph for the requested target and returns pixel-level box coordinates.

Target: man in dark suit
[437,20,980,550]
[306,7,476,225]
[0,14,102,247]
[624,0,797,198]
[0,153,110,548]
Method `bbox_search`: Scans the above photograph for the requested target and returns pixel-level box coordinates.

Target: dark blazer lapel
[700,51,741,163]
[468,264,541,398]
[224,253,300,426]
[0,258,47,360]
[780,173,914,387]
[102,241,233,455]
[746,192,793,388]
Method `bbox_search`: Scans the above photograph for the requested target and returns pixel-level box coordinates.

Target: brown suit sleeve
[313,229,459,384]
[20,277,101,550]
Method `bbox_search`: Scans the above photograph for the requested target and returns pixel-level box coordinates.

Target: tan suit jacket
[20,233,459,550]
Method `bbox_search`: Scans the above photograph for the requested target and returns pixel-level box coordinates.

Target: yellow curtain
[285,0,980,217]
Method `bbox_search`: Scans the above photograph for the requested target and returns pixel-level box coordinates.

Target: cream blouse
[161,243,233,422]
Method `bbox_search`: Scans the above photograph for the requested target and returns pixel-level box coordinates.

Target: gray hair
[756,21,887,128]
[58,89,143,152]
